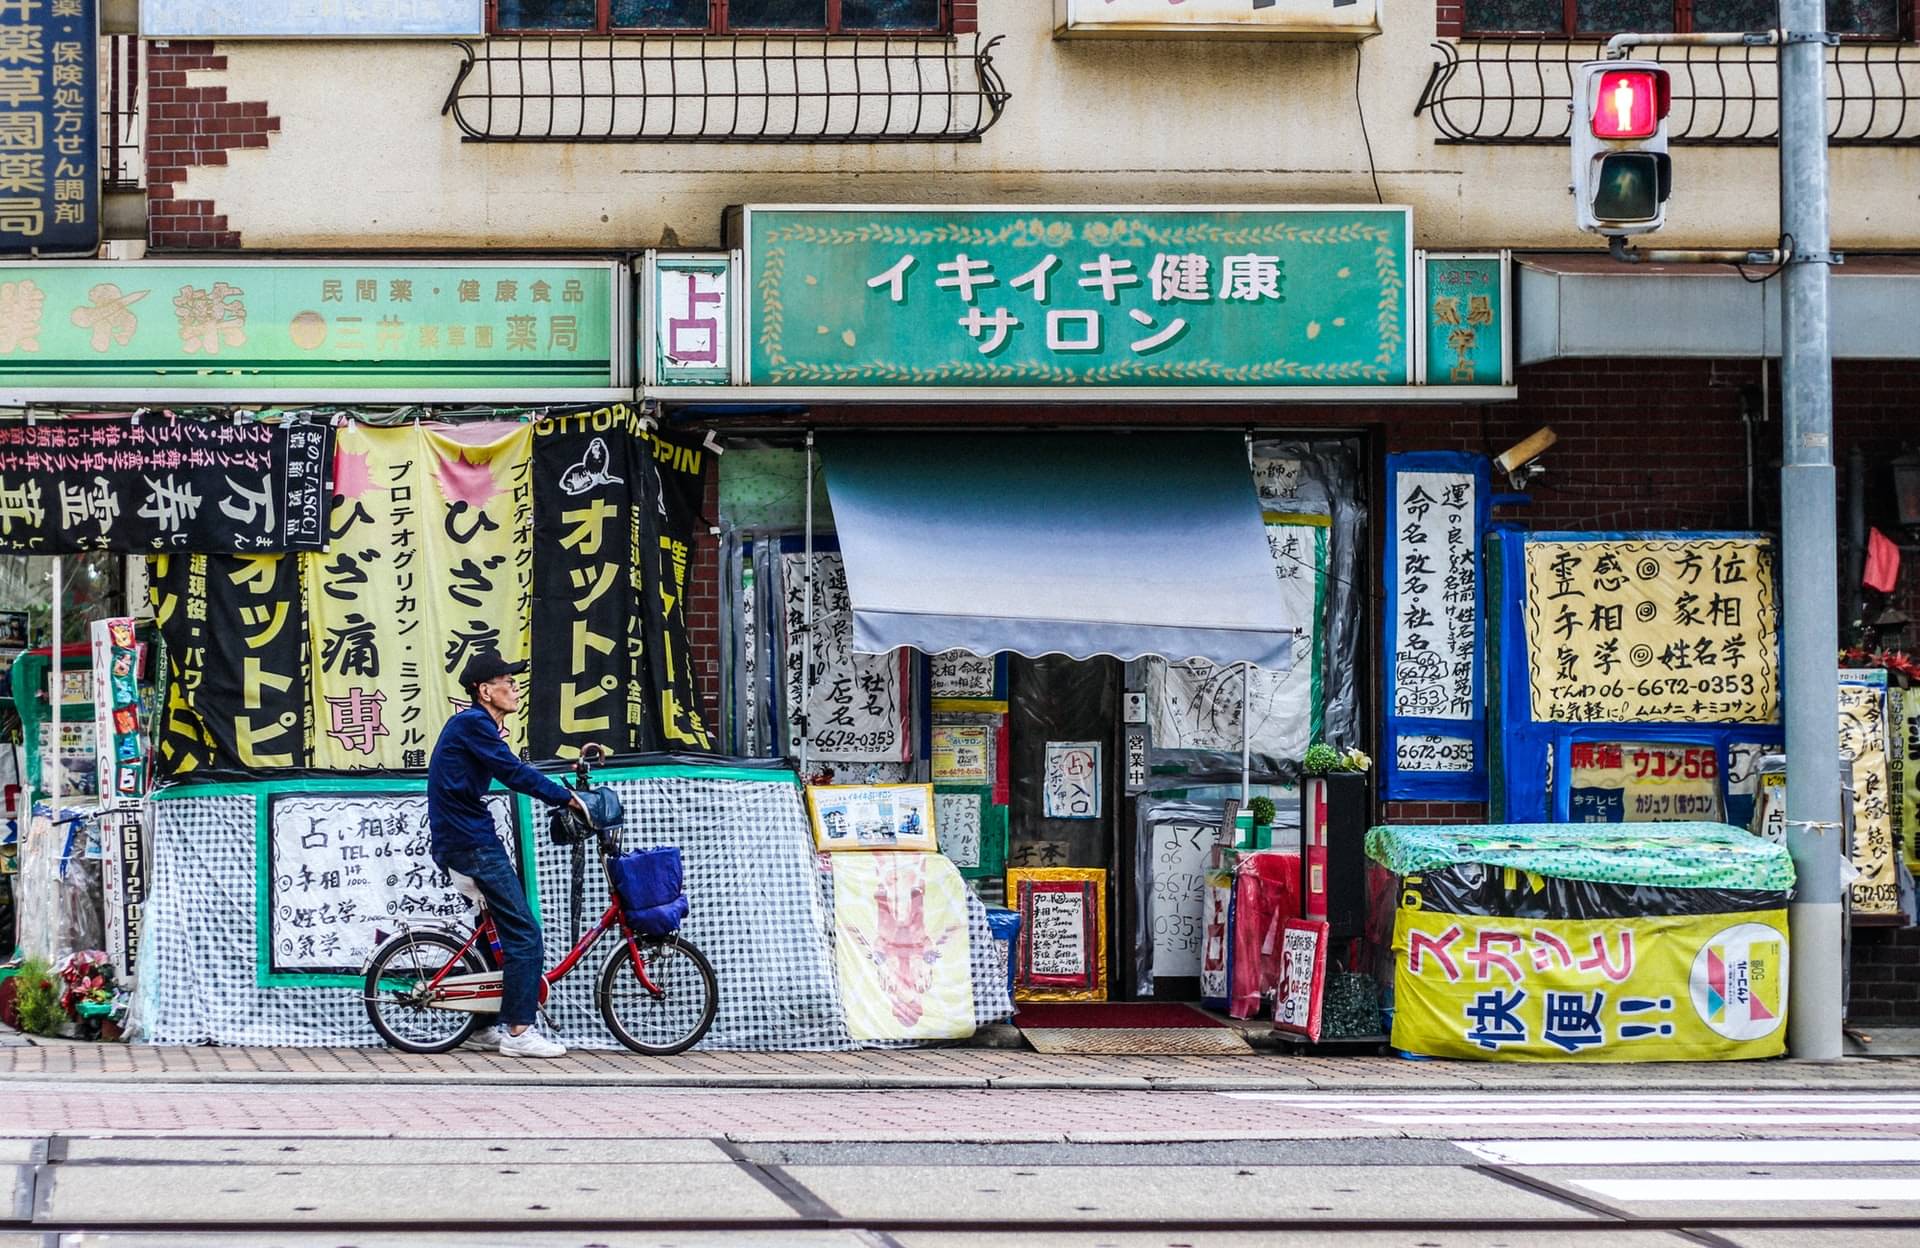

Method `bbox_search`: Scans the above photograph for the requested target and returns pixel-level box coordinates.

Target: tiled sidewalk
[4,1035,1920,1090]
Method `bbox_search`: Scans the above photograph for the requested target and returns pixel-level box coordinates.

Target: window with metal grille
[492,0,948,34]
[1461,0,1905,38]
[100,33,141,192]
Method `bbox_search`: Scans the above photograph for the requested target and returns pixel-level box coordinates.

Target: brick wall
[950,1,977,34]
[145,41,280,250]
[1853,926,1920,1023]
[689,460,723,728]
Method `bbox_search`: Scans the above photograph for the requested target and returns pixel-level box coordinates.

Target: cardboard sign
[931,724,992,783]
[807,783,937,853]
[267,790,517,978]
[1148,816,1213,978]
[1273,919,1329,1043]
[1042,741,1102,820]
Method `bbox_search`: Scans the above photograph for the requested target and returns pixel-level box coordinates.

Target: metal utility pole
[1777,0,1844,1061]
[1596,12,1845,1059]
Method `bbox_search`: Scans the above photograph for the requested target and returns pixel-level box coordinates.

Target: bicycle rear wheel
[363,930,484,1054]
[597,935,718,1056]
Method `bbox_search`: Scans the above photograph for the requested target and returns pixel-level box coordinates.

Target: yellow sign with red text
[1391,906,1788,1062]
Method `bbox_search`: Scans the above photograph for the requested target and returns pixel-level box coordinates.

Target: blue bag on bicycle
[610,846,689,937]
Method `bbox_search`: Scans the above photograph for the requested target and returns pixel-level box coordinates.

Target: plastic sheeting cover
[1365,822,1795,893]
[135,769,1011,1050]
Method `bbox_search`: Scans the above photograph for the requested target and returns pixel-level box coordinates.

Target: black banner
[530,404,652,759]
[643,425,715,752]
[526,407,713,757]
[153,552,311,775]
[0,416,332,553]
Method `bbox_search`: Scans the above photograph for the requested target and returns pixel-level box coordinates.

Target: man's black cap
[460,652,528,694]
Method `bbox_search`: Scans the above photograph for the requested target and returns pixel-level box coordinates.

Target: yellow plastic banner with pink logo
[1390,906,1788,1062]
[832,853,975,1042]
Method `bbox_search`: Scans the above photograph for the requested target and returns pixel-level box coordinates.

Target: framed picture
[807,783,938,853]
[1007,866,1108,1002]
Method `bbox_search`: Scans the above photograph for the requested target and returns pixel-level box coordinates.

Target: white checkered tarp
[134,773,1009,1049]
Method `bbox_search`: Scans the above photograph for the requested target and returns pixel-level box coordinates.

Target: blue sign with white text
[0,0,97,256]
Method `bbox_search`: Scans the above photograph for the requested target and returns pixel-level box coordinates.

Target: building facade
[21,0,1920,1015]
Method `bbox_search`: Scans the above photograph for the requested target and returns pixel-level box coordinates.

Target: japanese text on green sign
[742,207,1410,387]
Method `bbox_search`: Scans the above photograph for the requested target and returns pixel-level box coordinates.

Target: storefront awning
[818,433,1294,669]
[1519,254,1920,363]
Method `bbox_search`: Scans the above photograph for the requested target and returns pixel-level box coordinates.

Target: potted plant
[1248,796,1277,849]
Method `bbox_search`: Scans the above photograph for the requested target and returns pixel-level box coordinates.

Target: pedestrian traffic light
[1572,61,1672,236]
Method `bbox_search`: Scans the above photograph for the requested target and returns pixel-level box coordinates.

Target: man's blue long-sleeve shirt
[428,705,572,857]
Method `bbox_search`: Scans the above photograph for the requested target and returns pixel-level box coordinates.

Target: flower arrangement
[1303,742,1372,776]
[1842,647,1920,685]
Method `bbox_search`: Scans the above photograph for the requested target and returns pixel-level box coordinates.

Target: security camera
[1495,427,1557,490]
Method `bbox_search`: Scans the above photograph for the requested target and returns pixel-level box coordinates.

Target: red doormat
[1013,1002,1225,1030]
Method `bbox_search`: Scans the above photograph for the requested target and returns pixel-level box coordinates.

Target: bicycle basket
[610,846,688,936]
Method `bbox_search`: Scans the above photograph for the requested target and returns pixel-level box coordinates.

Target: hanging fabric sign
[1840,669,1898,916]
[529,404,654,759]
[307,422,532,770]
[0,417,333,553]
[153,552,311,773]
[1381,452,1488,801]
[1523,536,1779,725]
[1149,516,1326,764]
[642,426,716,752]
[781,549,908,763]
[1895,687,1920,873]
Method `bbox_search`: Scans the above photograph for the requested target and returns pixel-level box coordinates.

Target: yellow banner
[1391,906,1788,1061]
[1523,538,1778,724]
[832,853,975,1041]
[307,422,533,769]
[1840,675,1899,916]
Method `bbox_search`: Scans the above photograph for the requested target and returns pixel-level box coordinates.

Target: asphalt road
[5,1083,1920,1245]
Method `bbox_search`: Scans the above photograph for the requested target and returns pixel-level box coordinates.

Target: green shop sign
[0,260,626,400]
[736,206,1413,389]
[1420,252,1510,387]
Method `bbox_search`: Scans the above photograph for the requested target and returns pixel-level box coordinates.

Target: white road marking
[1462,1138,1920,1166]
[1575,1177,1920,1202]
[1220,1093,1920,1106]
[1357,1113,1920,1125]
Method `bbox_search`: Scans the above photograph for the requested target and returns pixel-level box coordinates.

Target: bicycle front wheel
[363,929,484,1054]
[597,935,718,1056]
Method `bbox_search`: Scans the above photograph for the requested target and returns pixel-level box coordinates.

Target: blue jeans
[434,840,543,1028]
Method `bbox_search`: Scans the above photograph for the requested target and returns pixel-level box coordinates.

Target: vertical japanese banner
[641,426,715,752]
[152,552,310,775]
[1895,687,1920,873]
[0,0,99,257]
[307,422,531,770]
[1839,669,1898,917]
[1381,452,1487,801]
[529,404,651,758]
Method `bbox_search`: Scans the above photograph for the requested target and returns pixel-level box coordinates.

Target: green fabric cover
[1365,822,1795,893]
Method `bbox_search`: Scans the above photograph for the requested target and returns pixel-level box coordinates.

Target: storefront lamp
[1894,453,1920,530]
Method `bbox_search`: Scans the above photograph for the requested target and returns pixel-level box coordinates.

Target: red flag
[1865,527,1901,594]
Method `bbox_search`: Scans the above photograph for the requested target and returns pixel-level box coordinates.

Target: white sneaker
[498,1028,567,1059]
[469,1025,505,1050]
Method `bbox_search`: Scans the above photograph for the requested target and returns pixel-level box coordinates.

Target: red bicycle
[361,746,718,1056]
